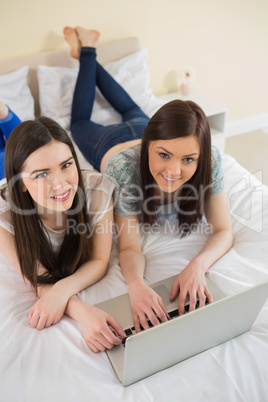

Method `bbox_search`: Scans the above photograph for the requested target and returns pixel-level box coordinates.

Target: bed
[0,37,268,402]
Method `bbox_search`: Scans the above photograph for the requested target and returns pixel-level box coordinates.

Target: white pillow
[38,49,161,130]
[0,66,35,121]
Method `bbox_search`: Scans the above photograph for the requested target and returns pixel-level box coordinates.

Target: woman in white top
[0,116,125,352]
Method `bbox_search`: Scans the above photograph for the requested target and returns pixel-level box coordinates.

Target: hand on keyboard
[122,298,209,345]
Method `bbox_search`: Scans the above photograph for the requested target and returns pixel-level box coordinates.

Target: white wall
[1,0,268,120]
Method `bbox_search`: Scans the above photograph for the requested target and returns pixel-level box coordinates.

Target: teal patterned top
[104,145,224,218]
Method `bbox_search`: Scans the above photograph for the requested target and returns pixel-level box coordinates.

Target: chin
[159,182,181,193]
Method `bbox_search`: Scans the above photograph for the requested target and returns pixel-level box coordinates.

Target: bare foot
[75,26,100,48]
[0,101,9,120]
[63,26,81,59]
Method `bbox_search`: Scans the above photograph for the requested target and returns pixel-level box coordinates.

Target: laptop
[95,275,268,386]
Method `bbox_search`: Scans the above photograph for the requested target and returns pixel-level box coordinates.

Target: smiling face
[148,136,200,194]
[21,140,79,222]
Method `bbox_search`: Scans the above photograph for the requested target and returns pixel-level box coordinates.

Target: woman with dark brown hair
[65,26,233,334]
[0,116,125,353]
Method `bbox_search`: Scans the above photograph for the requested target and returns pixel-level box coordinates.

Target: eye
[35,172,48,179]
[159,152,169,159]
[184,157,194,163]
[62,162,72,169]
[62,161,74,170]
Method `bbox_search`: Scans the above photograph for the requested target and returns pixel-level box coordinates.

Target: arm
[0,225,32,283]
[30,202,126,350]
[170,190,233,314]
[0,224,73,317]
[29,199,115,328]
[115,213,169,332]
[65,295,125,353]
[32,287,125,352]
[0,205,125,351]
[0,101,9,119]
[35,200,126,351]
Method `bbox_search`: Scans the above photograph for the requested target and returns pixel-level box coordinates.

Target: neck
[153,187,177,205]
[39,210,67,230]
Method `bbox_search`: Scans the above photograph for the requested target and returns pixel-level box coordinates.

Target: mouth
[161,174,181,183]
[50,189,71,202]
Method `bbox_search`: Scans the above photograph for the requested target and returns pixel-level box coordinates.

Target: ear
[21,179,28,193]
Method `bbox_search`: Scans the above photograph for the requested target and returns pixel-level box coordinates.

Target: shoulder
[104,147,142,217]
[211,145,222,169]
[82,170,114,195]
[0,179,14,234]
[81,170,114,225]
[104,147,140,188]
[211,146,224,195]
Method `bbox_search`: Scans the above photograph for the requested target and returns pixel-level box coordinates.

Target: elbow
[212,227,234,253]
[100,261,109,277]
[100,260,109,278]
[225,228,234,251]
[93,264,109,284]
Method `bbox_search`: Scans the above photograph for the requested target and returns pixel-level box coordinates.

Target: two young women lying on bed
[0,26,233,353]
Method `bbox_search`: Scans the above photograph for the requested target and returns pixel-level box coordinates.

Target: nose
[51,171,66,189]
[167,160,181,177]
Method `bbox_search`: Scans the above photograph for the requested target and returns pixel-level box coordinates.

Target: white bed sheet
[1,152,268,402]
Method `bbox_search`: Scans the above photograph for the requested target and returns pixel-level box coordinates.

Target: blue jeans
[71,47,149,171]
[0,108,21,179]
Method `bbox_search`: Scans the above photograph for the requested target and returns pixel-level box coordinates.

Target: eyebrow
[29,156,74,176]
[156,147,199,157]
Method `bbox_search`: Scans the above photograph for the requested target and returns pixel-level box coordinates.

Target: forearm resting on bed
[42,257,109,301]
[198,190,233,271]
[30,286,97,332]
[65,294,88,321]
[119,249,146,288]
[35,284,88,319]
[191,229,234,273]
[27,258,109,330]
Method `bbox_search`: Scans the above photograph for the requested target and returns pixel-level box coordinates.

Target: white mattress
[1,152,268,401]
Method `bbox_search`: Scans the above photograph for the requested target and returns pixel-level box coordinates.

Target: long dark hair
[4,116,92,291]
[140,100,212,237]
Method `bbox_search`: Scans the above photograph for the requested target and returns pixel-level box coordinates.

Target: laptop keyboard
[122,298,208,346]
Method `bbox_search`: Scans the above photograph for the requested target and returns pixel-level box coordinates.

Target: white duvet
[0,153,268,402]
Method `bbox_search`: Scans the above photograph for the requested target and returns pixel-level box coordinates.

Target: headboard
[0,37,140,116]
